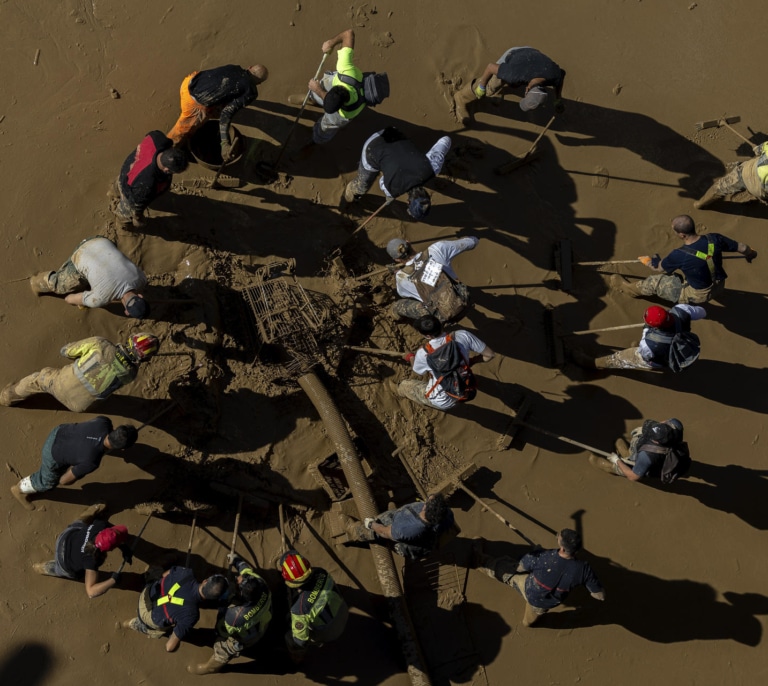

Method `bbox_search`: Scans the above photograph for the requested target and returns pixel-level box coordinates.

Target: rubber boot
[486,74,504,97]
[11,476,36,511]
[29,271,54,295]
[588,454,618,475]
[33,561,59,576]
[614,437,630,457]
[77,503,107,524]
[609,274,642,298]
[453,84,477,126]
[693,184,724,210]
[0,382,24,407]
[187,655,226,675]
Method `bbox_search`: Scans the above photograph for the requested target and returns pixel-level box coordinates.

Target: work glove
[384,195,395,206]
[554,98,565,114]
[364,517,376,530]
[753,143,766,157]
[403,352,415,364]
[227,553,244,568]
[121,550,133,565]
[220,140,234,162]
[111,571,122,584]
[607,453,621,465]
[469,355,484,366]
[473,83,486,99]
[650,253,662,269]
[386,263,400,274]
[638,255,652,267]
[744,249,758,263]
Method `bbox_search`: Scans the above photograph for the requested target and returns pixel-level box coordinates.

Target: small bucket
[189,120,243,170]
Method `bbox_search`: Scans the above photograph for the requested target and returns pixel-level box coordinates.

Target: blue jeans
[30,427,63,492]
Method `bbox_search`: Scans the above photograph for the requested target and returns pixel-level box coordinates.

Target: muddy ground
[2,1,767,685]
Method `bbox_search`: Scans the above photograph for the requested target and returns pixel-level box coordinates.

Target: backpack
[667,331,701,372]
[338,72,390,106]
[406,249,469,322]
[639,441,692,484]
[423,335,477,402]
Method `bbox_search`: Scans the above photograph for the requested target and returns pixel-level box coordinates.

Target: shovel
[495,115,557,175]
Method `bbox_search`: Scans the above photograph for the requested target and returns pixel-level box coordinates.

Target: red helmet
[644,306,671,329]
[94,525,129,552]
[126,332,160,361]
[280,550,311,586]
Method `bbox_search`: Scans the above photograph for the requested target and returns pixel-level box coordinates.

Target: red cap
[94,525,129,552]
[644,306,672,329]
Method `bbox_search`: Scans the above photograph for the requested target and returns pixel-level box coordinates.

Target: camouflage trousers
[13,365,96,413]
[635,273,724,304]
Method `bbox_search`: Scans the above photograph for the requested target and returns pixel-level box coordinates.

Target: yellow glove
[473,83,486,99]
[638,255,652,267]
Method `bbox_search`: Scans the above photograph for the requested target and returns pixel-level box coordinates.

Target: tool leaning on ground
[115,513,153,575]
[694,115,753,145]
[269,52,330,170]
[495,115,557,175]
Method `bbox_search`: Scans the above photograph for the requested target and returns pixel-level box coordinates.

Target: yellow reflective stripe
[156,582,184,606]
[692,238,716,278]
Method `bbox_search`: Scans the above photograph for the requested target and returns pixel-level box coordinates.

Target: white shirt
[395,237,479,301]
[412,330,487,409]
[72,237,147,308]
[361,130,452,199]
[638,304,706,362]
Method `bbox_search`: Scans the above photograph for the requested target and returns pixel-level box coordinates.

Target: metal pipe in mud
[298,371,432,686]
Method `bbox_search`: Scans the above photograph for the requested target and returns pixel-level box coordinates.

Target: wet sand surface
[1,2,767,685]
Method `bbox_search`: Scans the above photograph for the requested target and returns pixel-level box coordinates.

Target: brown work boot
[486,75,504,97]
[77,503,107,523]
[609,274,642,298]
[614,437,630,457]
[187,655,226,675]
[29,271,54,295]
[693,185,723,210]
[11,484,35,511]
[33,561,58,576]
[453,84,476,126]
[0,382,23,407]
[588,454,617,475]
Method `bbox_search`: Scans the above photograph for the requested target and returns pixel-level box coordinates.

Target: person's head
[248,64,269,84]
[422,494,448,525]
[157,148,189,174]
[643,305,673,329]
[124,332,160,363]
[415,315,443,338]
[649,421,674,446]
[386,238,413,262]
[519,85,548,112]
[407,187,431,220]
[280,550,312,587]
[671,214,696,237]
[200,574,229,600]
[94,525,129,553]
[106,425,138,451]
[122,292,150,319]
[238,574,269,604]
[558,528,582,556]
[323,85,350,114]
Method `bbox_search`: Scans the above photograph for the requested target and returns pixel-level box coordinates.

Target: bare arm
[322,28,354,54]
[165,634,181,652]
[591,590,606,601]
[84,568,116,599]
[614,459,641,481]
[476,63,500,88]
[64,293,86,307]
[525,77,547,93]
[58,468,78,486]
[370,522,394,540]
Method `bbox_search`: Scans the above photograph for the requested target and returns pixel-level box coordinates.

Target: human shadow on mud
[707,289,768,346]
[648,461,768,531]
[453,382,641,456]
[0,642,53,686]
[469,99,723,198]
[547,552,768,645]
[145,188,350,278]
[561,359,768,415]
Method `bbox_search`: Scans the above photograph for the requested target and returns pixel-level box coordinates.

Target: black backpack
[661,442,692,484]
[423,335,477,402]
[640,441,692,484]
[667,331,701,372]
[338,72,390,106]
